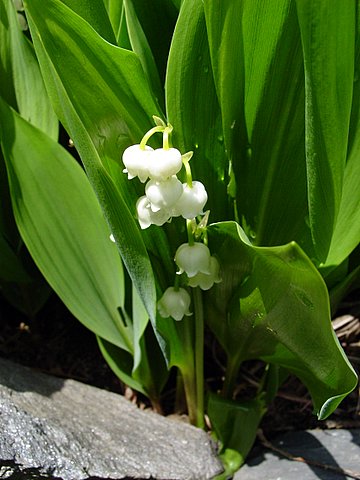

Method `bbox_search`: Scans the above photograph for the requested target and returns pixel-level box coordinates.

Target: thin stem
[182,151,193,187]
[174,274,181,290]
[162,125,173,150]
[193,287,205,429]
[221,354,243,398]
[140,126,165,149]
[186,219,195,246]
[181,319,198,425]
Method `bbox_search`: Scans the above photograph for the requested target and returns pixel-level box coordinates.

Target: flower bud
[136,196,170,229]
[175,242,211,278]
[188,256,221,290]
[147,148,182,181]
[145,176,183,212]
[172,181,208,219]
[122,144,153,183]
[157,287,192,321]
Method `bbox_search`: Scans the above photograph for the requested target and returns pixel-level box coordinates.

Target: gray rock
[0,358,223,480]
[237,429,360,479]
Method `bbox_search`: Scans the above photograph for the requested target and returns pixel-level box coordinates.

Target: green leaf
[0,98,133,352]
[204,0,313,255]
[206,221,357,419]
[0,0,58,139]
[208,393,267,469]
[295,0,355,261]
[102,0,132,48]
[0,234,31,283]
[0,0,17,108]
[165,0,230,222]
[97,336,146,394]
[329,264,360,315]
[98,322,169,400]
[59,0,116,44]
[124,0,164,109]
[129,0,178,86]
[24,0,172,330]
[324,126,360,269]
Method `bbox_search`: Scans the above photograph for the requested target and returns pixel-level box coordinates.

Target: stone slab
[236,429,360,480]
[0,358,223,480]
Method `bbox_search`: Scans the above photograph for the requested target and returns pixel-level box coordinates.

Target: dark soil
[0,290,359,438]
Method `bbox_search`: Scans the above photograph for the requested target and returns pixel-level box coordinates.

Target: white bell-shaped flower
[188,256,221,290]
[145,175,183,212]
[136,196,170,229]
[175,242,212,278]
[122,144,153,183]
[172,181,208,219]
[157,287,192,321]
[147,148,183,181]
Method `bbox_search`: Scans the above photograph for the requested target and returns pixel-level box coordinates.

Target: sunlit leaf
[166,0,230,222]
[24,0,172,333]
[0,98,132,352]
[206,221,357,419]
[0,0,58,139]
[296,0,355,261]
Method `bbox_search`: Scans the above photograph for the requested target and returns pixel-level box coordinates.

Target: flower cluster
[121,119,221,321]
[122,142,208,229]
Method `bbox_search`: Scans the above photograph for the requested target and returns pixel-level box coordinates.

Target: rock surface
[0,358,223,480]
[237,428,360,480]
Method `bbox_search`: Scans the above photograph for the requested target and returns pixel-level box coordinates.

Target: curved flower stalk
[121,119,222,428]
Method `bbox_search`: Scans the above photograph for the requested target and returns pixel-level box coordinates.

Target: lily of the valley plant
[0,0,358,477]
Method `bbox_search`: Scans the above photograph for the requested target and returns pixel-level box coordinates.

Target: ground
[0,289,359,439]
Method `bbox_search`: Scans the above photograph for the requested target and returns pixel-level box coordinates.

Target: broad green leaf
[130,0,178,86]
[204,0,313,255]
[0,0,17,108]
[97,337,147,394]
[124,0,164,109]
[295,1,355,261]
[0,0,58,139]
[103,0,131,47]
[59,0,116,44]
[324,35,360,270]
[166,0,230,222]
[329,264,360,315]
[0,273,51,318]
[206,221,357,419]
[0,98,133,352]
[208,393,267,471]
[0,234,30,283]
[324,144,360,269]
[98,322,169,401]
[24,0,173,332]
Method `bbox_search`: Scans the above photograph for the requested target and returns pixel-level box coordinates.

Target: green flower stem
[162,125,173,150]
[139,126,165,149]
[187,219,195,246]
[221,354,243,398]
[181,319,198,425]
[174,274,181,291]
[182,152,193,187]
[182,369,198,425]
[193,287,205,429]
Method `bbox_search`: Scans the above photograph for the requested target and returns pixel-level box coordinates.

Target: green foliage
[0,0,359,475]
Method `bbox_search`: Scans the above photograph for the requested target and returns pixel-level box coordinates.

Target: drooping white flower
[157,287,192,321]
[147,148,183,181]
[136,196,170,229]
[122,144,153,183]
[145,176,183,212]
[175,242,211,278]
[188,256,221,290]
[172,181,208,219]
